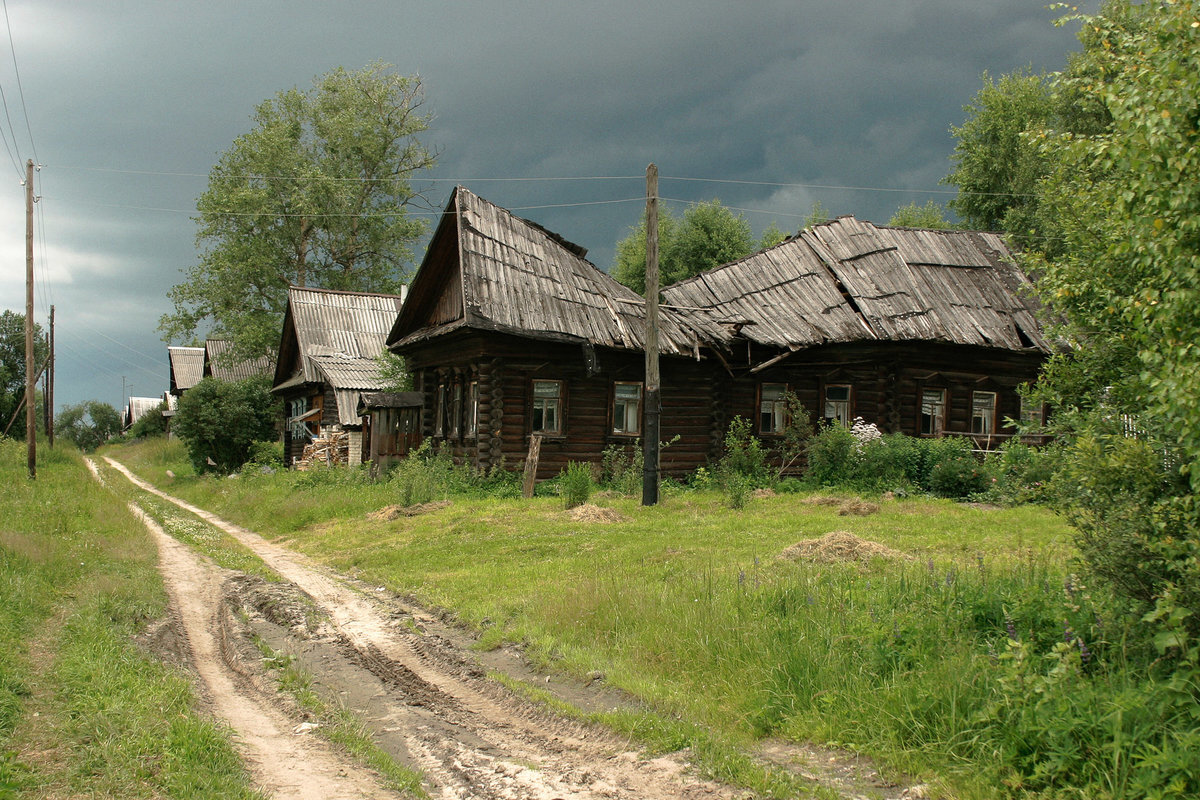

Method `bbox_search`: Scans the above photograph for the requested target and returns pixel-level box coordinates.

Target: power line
[1,0,36,164]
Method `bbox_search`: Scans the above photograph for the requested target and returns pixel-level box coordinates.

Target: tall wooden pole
[47,305,55,448]
[25,159,35,479]
[642,164,661,506]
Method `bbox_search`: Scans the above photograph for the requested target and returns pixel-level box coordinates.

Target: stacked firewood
[295,430,350,469]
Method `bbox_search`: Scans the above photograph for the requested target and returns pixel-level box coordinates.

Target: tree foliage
[56,401,121,452]
[888,200,955,230]
[612,200,760,295]
[945,69,1058,248]
[0,310,48,439]
[173,376,279,474]
[160,62,435,363]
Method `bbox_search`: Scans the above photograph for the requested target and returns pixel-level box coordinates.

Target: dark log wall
[399,330,1046,481]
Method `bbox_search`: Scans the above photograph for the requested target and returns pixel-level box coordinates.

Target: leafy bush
[718,416,769,487]
[600,442,643,495]
[927,438,989,499]
[244,439,284,470]
[127,401,168,439]
[173,376,279,475]
[560,461,592,509]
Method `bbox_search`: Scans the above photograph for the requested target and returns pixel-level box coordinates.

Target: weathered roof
[388,186,699,356]
[273,286,407,425]
[204,339,273,382]
[357,391,423,413]
[167,346,205,394]
[125,396,162,427]
[664,216,1050,355]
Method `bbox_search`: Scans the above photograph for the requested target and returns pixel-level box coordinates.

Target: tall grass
[0,439,261,798]
[107,438,1192,798]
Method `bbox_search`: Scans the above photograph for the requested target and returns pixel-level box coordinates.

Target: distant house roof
[273,285,407,426]
[167,346,205,395]
[663,215,1050,356]
[204,339,273,382]
[124,396,162,428]
[387,186,699,356]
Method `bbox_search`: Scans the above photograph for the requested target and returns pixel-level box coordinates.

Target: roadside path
[101,457,740,800]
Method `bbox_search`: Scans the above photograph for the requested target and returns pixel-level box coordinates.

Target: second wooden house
[273,285,407,466]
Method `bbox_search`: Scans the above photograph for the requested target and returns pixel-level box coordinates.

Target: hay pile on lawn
[801,495,845,507]
[567,504,626,523]
[779,531,908,564]
[367,500,451,521]
[838,499,880,516]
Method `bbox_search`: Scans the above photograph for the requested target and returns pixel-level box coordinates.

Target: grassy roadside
[108,438,1098,798]
[0,440,262,799]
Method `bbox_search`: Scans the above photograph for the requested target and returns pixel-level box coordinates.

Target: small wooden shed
[356,391,424,476]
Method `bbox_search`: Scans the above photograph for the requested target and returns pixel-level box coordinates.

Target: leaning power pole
[25,159,35,479]
[47,305,55,448]
[642,163,661,506]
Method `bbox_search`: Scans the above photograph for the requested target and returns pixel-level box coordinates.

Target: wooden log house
[386,187,1053,480]
[272,285,407,466]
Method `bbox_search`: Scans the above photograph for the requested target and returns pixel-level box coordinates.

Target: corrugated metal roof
[390,187,698,355]
[287,286,405,386]
[126,396,162,427]
[664,216,1050,354]
[167,346,205,392]
[204,339,273,382]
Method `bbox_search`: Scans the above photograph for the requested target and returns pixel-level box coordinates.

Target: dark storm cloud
[0,0,1087,409]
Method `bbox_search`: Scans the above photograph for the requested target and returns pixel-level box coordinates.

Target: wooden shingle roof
[388,187,699,356]
[204,339,273,382]
[167,346,205,394]
[664,216,1050,355]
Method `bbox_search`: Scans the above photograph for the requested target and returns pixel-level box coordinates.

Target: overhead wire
[1,0,35,165]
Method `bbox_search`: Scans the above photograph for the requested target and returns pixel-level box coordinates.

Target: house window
[921,389,946,435]
[434,383,445,436]
[532,380,563,435]
[288,397,310,440]
[612,382,643,435]
[760,383,787,434]
[1020,396,1044,428]
[972,391,997,435]
[824,385,851,427]
[450,382,463,439]
[466,381,479,438]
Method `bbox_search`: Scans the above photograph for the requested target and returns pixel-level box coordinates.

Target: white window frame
[450,382,463,439]
[1020,396,1045,429]
[532,380,563,435]
[466,380,479,438]
[612,381,643,436]
[434,383,446,437]
[921,388,946,436]
[972,391,997,436]
[824,384,852,427]
[759,382,787,435]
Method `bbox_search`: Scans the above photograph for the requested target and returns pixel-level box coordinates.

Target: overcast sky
[0,1,1089,413]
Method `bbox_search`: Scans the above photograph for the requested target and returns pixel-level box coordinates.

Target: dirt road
[97,457,755,799]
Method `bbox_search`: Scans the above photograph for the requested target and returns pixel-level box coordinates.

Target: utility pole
[642,163,661,506]
[24,159,35,479]
[47,305,55,447]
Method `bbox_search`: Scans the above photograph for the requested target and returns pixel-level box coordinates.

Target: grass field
[0,439,262,799]
[107,437,1132,799]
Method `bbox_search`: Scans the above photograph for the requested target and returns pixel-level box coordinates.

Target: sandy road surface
[86,457,395,799]
[100,456,749,800]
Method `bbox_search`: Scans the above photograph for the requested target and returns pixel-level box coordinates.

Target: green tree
[612,200,756,294]
[173,376,279,474]
[56,401,121,452]
[160,62,436,363]
[888,200,955,229]
[0,310,48,439]
[758,221,789,249]
[803,200,833,228]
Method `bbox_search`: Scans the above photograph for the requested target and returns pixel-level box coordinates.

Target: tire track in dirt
[85,457,398,800]
[103,457,742,800]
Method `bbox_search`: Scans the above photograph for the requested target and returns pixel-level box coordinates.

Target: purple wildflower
[1005,616,1018,641]
[1078,638,1091,664]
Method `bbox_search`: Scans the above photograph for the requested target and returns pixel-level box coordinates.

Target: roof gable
[167,346,205,394]
[389,186,697,355]
[272,286,406,392]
